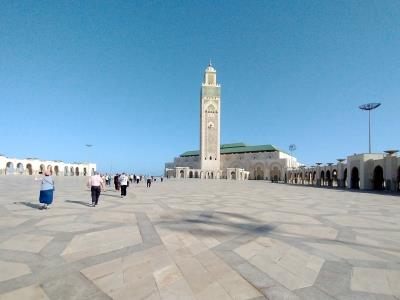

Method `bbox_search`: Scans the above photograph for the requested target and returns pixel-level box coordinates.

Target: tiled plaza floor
[0,176,399,300]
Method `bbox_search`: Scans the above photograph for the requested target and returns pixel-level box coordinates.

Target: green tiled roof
[220,143,246,149]
[180,143,282,157]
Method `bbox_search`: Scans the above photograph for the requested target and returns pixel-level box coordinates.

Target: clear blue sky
[1,1,399,174]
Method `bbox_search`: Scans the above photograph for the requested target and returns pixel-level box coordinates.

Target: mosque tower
[200,61,221,171]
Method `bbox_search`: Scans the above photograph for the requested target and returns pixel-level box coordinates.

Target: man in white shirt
[88,172,104,206]
[119,173,129,198]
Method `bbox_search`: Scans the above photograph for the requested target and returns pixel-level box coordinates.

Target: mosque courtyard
[0,177,399,300]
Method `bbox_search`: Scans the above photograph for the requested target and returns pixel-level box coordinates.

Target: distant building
[165,63,300,180]
[0,155,96,176]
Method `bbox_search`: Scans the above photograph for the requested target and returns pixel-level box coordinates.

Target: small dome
[205,60,216,72]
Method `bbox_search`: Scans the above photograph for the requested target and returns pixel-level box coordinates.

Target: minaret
[200,61,221,171]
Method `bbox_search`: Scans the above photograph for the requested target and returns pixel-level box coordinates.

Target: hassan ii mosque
[165,63,400,193]
[164,63,301,180]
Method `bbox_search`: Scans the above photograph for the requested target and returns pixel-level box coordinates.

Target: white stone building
[0,154,96,176]
[165,63,300,180]
[286,150,400,192]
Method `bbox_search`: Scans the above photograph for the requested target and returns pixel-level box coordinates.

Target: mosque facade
[165,63,300,180]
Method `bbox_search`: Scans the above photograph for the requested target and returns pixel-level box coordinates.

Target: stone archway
[271,166,280,182]
[255,167,264,180]
[397,167,400,192]
[373,165,384,191]
[326,170,331,187]
[343,168,347,188]
[312,171,316,185]
[195,171,199,178]
[6,162,14,175]
[26,163,33,175]
[75,167,79,176]
[16,163,24,174]
[83,168,87,176]
[70,167,74,176]
[189,171,193,178]
[54,165,59,176]
[351,167,360,189]
[180,170,184,178]
[332,170,338,187]
[320,171,325,186]
[231,171,236,180]
[40,164,45,174]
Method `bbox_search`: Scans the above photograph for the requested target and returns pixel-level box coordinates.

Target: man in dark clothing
[114,174,120,190]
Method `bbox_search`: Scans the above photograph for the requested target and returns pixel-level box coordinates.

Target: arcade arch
[16,163,24,174]
[270,165,281,182]
[326,170,331,186]
[6,162,14,174]
[320,171,325,186]
[397,167,400,192]
[332,170,338,187]
[26,163,33,175]
[351,167,360,189]
[372,165,384,191]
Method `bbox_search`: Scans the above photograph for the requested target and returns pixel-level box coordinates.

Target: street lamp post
[289,144,296,168]
[85,144,93,175]
[359,103,381,154]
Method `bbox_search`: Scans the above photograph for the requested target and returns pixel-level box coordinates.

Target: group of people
[88,172,161,207]
[37,171,163,209]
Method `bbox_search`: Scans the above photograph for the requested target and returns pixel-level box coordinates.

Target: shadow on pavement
[102,193,123,198]
[14,201,42,209]
[65,200,92,207]
[158,211,275,237]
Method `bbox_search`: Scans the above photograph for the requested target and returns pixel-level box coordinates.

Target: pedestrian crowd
[36,171,163,209]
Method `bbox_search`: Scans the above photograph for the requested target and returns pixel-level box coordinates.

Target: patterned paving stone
[0,285,49,300]
[351,267,400,297]
[0,176,399,299]
[0,234,53,253]
[0,261,31,282]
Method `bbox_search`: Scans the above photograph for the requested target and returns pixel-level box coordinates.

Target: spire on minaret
[209,59,212,67]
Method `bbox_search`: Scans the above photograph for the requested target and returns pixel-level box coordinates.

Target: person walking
[114,174,120,190]
[146,175,152,188]
[39,170,55,209]
[119,173,128,197]
[88,172,104,207]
